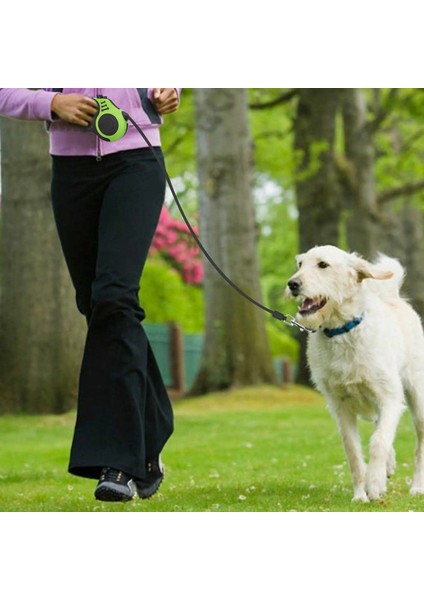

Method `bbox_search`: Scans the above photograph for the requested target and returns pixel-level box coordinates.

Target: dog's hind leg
[332,405,368,502]
[405,380,424,495]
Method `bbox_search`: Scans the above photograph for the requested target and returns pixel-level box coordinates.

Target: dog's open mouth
[299,297,327,315]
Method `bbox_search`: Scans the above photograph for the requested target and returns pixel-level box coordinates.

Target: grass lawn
[1,384,424,512]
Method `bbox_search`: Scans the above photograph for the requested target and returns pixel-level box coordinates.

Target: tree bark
[191,88,275,393]
[294,89,342,252]
[0,118,84,413]
[379,201,424,320]
[293,89,342,385]
[341,88,382,258]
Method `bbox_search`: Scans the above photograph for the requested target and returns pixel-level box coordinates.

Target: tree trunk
[0,118,85,413]
[293,89,342,385]
[191,88,275,393]
[380,200,424,320]
[341,88,382,258]
[294,89,342,252]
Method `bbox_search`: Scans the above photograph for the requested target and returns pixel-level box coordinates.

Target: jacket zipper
[95,88,102,161]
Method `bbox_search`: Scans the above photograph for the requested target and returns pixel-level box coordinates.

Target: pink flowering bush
[151,206,204,285]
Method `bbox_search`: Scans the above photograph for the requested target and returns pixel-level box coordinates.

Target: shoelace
[100,468,127,483]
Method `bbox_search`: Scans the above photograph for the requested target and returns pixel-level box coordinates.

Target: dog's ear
[351,255,393,283]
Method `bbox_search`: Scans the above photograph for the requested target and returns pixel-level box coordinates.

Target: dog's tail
[367,254,405,300]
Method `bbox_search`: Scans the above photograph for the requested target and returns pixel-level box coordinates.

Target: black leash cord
[125,113,300,328]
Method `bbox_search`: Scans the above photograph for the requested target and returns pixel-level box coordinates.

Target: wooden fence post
[283,359,292,383]
[169,321,185,395]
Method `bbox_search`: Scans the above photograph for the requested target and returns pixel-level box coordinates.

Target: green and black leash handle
[86,95,312,334]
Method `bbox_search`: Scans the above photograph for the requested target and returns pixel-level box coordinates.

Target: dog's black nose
[288,277,302,295]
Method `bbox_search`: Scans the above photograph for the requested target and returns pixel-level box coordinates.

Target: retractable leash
[86,95,313,334]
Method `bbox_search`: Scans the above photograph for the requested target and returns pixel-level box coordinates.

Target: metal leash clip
[271,310,315,334]
[283,314,316,334]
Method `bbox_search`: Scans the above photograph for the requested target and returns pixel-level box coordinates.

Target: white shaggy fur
[286,245,424,502]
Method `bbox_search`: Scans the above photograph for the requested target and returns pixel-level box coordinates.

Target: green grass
[1,385,424,512]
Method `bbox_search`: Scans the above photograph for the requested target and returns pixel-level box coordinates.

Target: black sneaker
[94,468,135,502]
[135,456,164,500]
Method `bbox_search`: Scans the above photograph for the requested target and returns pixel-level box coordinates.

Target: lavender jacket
[0,88,179,158]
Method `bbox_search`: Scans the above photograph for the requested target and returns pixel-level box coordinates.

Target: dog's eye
[318,261,329,269]
[298,261,302,268]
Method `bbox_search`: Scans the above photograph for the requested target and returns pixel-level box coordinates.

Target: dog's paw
[410,470,424,495]
[366,469,387,501]
[410,479,424,495]
[352,490,369,503]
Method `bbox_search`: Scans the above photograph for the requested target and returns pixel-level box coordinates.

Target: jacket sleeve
[0,88,58,121]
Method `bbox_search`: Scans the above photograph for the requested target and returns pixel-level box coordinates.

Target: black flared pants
[51,148,174,480]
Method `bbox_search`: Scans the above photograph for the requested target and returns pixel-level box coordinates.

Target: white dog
[286,245,424,502]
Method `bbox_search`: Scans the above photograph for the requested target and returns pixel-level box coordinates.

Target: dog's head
[285,245,393,329]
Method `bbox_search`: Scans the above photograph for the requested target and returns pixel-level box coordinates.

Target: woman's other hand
[152,89,180,115]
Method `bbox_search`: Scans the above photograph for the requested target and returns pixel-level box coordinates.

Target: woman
[0,88,180,502]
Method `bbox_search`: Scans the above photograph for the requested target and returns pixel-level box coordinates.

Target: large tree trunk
[294,89,342,252]
[293,89,342,385]
[0,118,84,413]
[191,88,275,393]
[341,88,382,258]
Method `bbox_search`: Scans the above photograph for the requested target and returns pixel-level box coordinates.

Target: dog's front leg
[333,406,368,502]
[366,397,404,501]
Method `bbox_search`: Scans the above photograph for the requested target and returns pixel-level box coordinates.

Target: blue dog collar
[323,314,363,338]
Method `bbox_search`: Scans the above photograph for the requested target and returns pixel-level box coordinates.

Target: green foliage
[248,89,297,189]
[266,322,299,362]
[1,386,423,512]
[161,89,196,178]
[159,90,201,242]
[255,179,298,307]
[141,254,204,334]
[253,172,300,358]
[363,89,424,207]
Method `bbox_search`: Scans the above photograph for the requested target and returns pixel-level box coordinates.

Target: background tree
[292,89,342,384]
[294,89,342,252]
[339,88,424,308]
[0,118,84,413]
[191,88,275,393]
